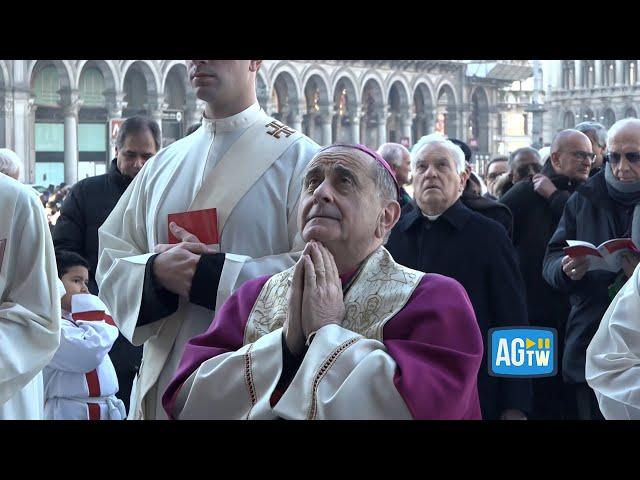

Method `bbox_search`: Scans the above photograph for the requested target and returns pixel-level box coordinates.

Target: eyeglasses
[487,172,503,181]
[607,151,640,165]
[561,151,596,163]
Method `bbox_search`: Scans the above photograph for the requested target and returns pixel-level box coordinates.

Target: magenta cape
[163,273,483,419]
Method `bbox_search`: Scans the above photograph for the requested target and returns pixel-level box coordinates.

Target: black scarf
[604,163,640,245]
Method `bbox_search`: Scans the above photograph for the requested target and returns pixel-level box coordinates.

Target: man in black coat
[53,116,161,413]
[388,135,531,420]
[501,129,592,419]
[543,118,640,420]
[451,139,513,237]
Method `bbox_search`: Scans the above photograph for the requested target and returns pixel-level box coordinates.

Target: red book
[168,208,219,245]
[563,238,640,272]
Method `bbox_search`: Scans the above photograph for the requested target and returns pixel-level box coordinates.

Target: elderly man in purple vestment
[162,144,484,420]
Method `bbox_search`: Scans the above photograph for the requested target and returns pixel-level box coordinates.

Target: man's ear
[249,60,262,72]
[550,151,561,170]
[459,169,470,192]
[376,200,401,239]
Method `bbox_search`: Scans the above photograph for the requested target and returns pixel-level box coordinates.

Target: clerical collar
[201,102,261,134]
[398,200,471,232]
[422,212,442,221]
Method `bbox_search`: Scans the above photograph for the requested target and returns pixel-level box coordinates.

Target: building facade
[0,60,532,185]
[541,60,640,144]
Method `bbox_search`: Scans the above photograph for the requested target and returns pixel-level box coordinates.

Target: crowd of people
[3,60,640,420]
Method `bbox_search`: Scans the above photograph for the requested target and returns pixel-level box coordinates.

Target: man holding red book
[96,60,320,419]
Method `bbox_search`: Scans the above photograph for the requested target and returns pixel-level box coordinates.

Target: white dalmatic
[97,103,320,420]
[0,175,61,420]
[586,263,640,419]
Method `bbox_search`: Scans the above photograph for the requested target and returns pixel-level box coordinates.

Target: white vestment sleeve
[48,320,119,373]
[0,187,61,406]
[586,264,640,419]
[173,329,284,420]
[273,324,413,420]
[96,165,157,346]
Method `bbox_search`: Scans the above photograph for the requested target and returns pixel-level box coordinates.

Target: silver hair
[410,133,466,174]
[377,142,410,168]
[575,121,607,148]
[0,148,22,180]
[606,118,640,147]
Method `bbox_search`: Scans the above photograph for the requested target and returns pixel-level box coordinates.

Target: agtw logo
[488,327,557,378]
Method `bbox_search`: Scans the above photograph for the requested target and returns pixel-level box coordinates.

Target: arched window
[79,67,105,108]
[32,65,60,105]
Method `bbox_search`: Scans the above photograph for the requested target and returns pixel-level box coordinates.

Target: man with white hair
[162,144,484,420]
[387,134,531,420]
[377,142,412,207]
[545,118,640,420]
[0,148,23,180]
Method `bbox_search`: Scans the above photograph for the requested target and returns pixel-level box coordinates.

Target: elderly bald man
[544,118,640,420]
[501,129,593,419]
[162,144,484,420]
[0,148,23,180]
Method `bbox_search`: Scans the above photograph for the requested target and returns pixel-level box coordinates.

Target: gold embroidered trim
[307,337,359,420]
[243,344,257,419]
[243,247,424,345]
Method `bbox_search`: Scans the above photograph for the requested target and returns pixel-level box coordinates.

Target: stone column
[0,95,12,152]
[575,60,583,88]
[401,109,413,145]
[616,60,625,86]
[595,60,603,86]
[106,90,126,159]
[60,89,83,186]
[291,112,303,133]
[376,107,388,148]
[320,114,332,146]
[306,112,317,142]
[11,89,32,182]
[148,96,167,147]
[349,110,360,144]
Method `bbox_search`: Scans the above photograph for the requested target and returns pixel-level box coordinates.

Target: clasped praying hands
[284,240,345,355]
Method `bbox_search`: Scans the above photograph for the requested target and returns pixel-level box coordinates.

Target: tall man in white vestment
[96,60,320,419]
[0,174,61,419]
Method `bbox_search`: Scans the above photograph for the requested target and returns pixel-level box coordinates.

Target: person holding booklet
[543,118,640,420]
[501,129,592,420]
[96,60,320,419]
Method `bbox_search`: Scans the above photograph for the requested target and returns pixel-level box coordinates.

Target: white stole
[136,112,304,416]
